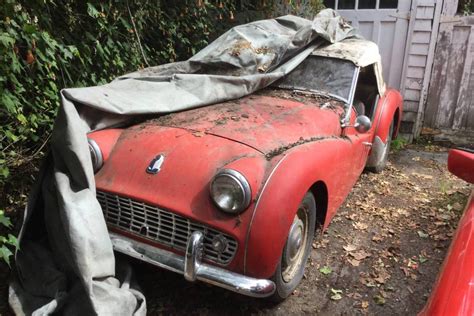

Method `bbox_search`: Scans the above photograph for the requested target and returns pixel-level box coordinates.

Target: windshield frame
[274,55,361,126]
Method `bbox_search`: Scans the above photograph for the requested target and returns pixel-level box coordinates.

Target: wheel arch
[244,138,353,278]
[392,108,400,139]
[309,181,328,229]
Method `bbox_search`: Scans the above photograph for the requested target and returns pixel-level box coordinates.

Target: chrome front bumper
[109,232,276,298]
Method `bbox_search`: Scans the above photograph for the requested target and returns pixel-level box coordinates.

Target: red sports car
[420,147,474,315]
[87,38,403,300]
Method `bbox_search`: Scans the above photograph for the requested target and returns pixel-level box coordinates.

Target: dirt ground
[0,144,471,315]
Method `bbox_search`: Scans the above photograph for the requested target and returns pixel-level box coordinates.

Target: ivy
[0,0,324,266]
[0,0,236,266]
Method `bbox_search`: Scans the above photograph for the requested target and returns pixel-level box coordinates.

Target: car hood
[139,89,345,155]
[93,90,344,254]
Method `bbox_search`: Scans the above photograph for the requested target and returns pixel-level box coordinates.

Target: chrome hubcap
[285,219,304,265]
[282,207,309,283]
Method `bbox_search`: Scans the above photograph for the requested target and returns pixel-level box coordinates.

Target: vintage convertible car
[419,147,474,315]
[87,38,403,300]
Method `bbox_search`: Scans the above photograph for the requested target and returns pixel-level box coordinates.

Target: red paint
[90,89,402,278]
[448,148,474,184]
[88,129,122,162]
[420,149,474,316]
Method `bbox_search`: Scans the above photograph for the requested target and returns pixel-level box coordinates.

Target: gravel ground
[0,144,471,315]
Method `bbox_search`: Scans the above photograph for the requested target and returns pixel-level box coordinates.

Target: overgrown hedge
[0,0,324,264]
[0,0,237,264]
[0,0,236,180]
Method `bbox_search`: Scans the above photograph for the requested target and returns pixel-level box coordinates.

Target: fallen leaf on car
[330,288,343,301]
[192,131,205,137]
[319,266,332,275]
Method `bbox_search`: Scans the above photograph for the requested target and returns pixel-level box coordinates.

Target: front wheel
[270,192,316,302]
[366,120,394,173]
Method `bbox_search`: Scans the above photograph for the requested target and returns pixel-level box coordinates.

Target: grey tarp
[9,9,357,315]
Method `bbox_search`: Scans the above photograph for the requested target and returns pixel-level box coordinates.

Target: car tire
[367,120,394,173]
[270,192,317,302]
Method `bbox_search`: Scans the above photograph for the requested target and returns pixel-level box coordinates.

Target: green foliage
[0,1,235,183]
[459,0,474,15]
[238,0,325,20]
[0,209,18,265]
[391,137,408,152]
[0,0,236,267]
[0,0,325,266]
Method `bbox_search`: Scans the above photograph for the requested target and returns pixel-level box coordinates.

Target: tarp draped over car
[9,9,357,315]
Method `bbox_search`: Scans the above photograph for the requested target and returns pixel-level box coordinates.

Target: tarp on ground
[9,9,357,315]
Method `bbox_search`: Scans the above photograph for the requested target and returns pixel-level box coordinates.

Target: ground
[0,144,471,315]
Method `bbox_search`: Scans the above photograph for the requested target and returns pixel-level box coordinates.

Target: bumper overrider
[110,231,276,297]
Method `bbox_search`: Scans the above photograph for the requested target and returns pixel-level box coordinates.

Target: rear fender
[244,137,355,278]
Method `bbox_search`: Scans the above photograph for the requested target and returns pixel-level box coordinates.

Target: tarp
[9,9,357,315]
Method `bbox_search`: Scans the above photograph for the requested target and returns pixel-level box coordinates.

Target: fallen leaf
[374,270,391,284]
[348,258,361,267]
[349,250,371,261]
[353,222,369,230]
[417,230,429,238]
[343,244,358,252]
[361,301,369,309]
[319,266,332,275]
[408,258,419,270]
[374,295,385,305]
[192,131,205,137]
[372,235,383,242]
[330,288,343,301]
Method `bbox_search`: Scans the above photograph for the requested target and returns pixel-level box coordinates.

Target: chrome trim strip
[110,232,275,298]
[243,154,289,274]
[342,66,361,126]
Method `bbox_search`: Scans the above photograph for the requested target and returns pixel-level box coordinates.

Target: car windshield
[274,56,357,102]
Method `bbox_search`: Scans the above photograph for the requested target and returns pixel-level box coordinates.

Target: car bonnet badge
[146,154,165,174]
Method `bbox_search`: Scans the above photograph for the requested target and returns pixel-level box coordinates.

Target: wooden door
[324,0,412,90]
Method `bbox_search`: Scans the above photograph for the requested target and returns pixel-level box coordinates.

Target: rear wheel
[270,192,316,302]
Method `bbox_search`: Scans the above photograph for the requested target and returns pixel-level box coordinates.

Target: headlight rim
[88,138,103,173]
[210,168,252,214]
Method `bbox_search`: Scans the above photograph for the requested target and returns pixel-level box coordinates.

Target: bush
[0,0,324,265]
[0,0,236,265]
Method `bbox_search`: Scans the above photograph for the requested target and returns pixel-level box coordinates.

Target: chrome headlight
[88,138,103,173]
[210,169,251,214]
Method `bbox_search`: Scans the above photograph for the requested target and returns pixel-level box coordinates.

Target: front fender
[374,88,403,143]
[366,89,403,167]
[244,137,358,278]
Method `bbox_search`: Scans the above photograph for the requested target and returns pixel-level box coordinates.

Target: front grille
[97,191,237,265]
